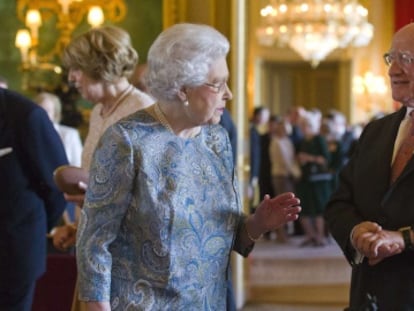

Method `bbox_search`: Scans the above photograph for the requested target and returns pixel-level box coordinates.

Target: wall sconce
[15,0,126,90]
[353,71,389,118]
[88,6,105,27]
[353,71,388,95]
[15,29,32,64]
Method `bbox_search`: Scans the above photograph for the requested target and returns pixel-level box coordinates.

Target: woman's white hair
[300,110,322,135]
[145,23,230,102]
[34,92,62,123]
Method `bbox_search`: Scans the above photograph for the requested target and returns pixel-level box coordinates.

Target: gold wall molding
[162,0,229,38]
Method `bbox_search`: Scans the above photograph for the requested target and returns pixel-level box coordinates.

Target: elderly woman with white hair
[76,23,301,311]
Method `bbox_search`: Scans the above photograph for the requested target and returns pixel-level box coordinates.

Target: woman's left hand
[248,192,301,239]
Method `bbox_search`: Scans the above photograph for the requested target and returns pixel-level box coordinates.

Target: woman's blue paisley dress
[76,110,244,310]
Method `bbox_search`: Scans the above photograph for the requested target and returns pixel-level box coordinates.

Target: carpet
[248,237,351,305]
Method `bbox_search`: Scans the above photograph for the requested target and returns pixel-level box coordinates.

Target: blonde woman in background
[50,25,154,311]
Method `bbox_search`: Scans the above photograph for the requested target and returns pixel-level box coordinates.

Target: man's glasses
[383,52,414,67]
[204,81,228,93]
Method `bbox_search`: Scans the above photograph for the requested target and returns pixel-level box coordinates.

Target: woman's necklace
[154,103,174,133]
[100,84,134,118]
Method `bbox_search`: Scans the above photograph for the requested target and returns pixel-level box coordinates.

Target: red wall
[394,0,414,31]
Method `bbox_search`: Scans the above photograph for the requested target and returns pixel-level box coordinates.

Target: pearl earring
[184,100,189,106]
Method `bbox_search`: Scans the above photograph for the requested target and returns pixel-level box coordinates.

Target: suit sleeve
[25,108,68,231]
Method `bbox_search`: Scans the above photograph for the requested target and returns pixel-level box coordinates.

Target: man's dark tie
[391,112,414,183]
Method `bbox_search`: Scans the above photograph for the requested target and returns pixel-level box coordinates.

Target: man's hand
[352,222,404,265]
[366,229,404,265]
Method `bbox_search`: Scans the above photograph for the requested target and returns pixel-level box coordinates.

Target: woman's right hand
[248,192,301,239]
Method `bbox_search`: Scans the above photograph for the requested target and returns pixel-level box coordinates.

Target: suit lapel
[399,156,414,180]
[390,108,414,184]
[382,107,411,202]
[376,108,405,179]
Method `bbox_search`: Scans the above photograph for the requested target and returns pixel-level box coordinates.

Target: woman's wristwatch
[399,226,413,250]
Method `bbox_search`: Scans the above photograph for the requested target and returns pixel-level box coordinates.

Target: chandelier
[15,0,126,89]
[256,0,374,67]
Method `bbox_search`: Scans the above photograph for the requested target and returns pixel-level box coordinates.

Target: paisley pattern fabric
[76,110,243,310]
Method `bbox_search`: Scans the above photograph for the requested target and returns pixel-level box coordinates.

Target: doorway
[258,60,351,118]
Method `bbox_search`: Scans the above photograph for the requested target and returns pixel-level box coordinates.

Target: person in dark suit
[219,109,237,310]
[259,123,274,200]
[325,23,414,310]
[286,105,305,153]
[248,106,269,213]
[0,88,68,311]
[219,108,237,164]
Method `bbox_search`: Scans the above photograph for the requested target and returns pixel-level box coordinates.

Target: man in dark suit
[0,88,68,310]
[325,23,414,310]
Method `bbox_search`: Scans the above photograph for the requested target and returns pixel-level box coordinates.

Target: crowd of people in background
[249,105,364,247]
